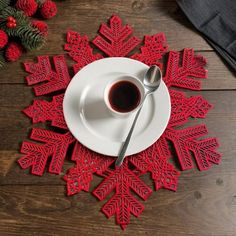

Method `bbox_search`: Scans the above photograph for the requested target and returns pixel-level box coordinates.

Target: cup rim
[104,74,145,116]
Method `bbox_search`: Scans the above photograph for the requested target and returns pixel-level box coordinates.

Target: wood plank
[203,51,236,89]
[0,151,72,185]
[0,85,34,107]
[0,90,235,185]
[0,146,235,185]
[1,87,236,118]
[0,178,235,236]
[1,50,236,89]
[1,0,222,85]
[34,0,212,51]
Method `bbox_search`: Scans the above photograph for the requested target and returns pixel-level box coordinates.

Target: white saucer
[63,57,171,156]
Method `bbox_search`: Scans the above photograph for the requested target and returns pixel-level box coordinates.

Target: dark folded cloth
[177,0,236,71]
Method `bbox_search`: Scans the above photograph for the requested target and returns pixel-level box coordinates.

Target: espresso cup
[104,75,145,118]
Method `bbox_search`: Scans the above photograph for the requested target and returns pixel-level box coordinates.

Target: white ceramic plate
[63,57,171,156]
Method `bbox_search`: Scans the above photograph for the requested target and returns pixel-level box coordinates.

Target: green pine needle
[0,6,30,37]
[0,0,10,11]
[0,6,45,51]
[19,27,45,50]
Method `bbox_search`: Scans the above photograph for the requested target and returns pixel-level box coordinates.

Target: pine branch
[0,7,45,51]
[0,0,10,11]
[0,6,29,37]
[19,26,45,50]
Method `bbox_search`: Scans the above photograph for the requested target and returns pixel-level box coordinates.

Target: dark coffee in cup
[104,75,145,118]
[108,80,141,113]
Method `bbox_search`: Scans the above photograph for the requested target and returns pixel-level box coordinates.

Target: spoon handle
[115,98,146,167]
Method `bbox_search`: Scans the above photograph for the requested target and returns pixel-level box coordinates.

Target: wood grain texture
[0,181,236,236]
[0,0,236,235]
[0,90,236,150]
[0,90,235,183]
[1,51,236,89]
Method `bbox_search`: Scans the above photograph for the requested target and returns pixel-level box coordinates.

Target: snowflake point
[65,30,103,73]
[110,14,121,22]
[22,104,33,119]
[92,15,140,57]
[23,55,71,96]
[132,32,167,67]
[120,224,128,230]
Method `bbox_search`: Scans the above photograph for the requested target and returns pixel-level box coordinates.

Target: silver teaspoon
[115,65,162,167]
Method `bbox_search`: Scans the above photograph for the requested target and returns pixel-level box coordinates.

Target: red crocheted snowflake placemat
[19,15,221,230]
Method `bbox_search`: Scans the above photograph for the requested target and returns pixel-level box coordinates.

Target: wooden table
[1,1,236,235]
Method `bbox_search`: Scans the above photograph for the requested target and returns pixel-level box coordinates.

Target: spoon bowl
[143,65,162,93]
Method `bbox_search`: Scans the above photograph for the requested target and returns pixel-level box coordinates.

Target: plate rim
[63,57,171,156]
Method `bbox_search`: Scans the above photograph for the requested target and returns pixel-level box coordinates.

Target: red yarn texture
[16,0,38,17]
[32,20,48,36]
[40,0,57,19]
[23,55,70,96]
[5,42,23,61]
[0,30,8,48]
[19,15,221,230]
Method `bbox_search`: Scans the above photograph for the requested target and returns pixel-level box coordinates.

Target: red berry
[6,22,12,28]
[31,20,48,36]
[6,16,17,28]
[7,16,15,22]
[6,22,17,28]
[0,30,8,49]
[5,42,23,62]
[16,0,38,17]
[40,0,57,19]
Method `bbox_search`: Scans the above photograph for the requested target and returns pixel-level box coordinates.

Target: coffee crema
[108,80,141,113]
